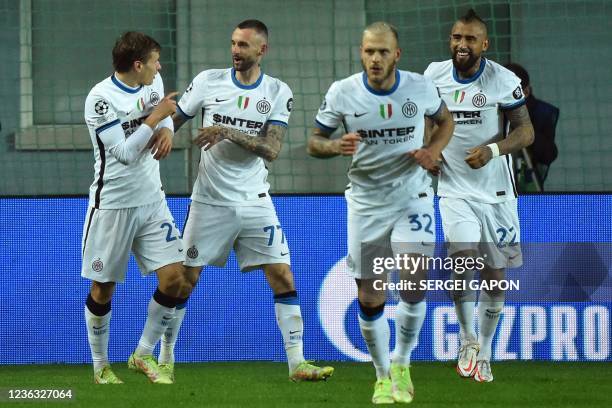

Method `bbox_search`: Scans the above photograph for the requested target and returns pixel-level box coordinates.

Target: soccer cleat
[473,360,494,383]
[390,363,414,403]
[372,378,394,404]
[456,341,479,377]
[289,361,334,382]
[94,365,123,384]
[158,363,174,383]
[127,353,172,384]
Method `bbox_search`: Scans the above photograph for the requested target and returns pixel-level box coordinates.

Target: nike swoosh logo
[280,252,289,256]
[289,330,301,334]
[162,316,173,320]
[92,325,107,330]
[465,358,475,373]
[179,249,184,252]
[508,255,518,260]
[215,98,229,102]
[354,112,367,117]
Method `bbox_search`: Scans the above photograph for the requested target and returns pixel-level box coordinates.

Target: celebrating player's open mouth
[453,48,477,71]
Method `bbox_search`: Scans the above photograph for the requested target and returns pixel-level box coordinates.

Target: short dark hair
[458,8,488,32]
[236,19,268,41]
[112,31,161,73]
[505,63,530,87]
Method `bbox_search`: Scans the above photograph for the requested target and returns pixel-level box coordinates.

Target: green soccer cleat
[128,353,172,384]
[390,363,414,403]
[158,363,174,383]
[289,361,334,382]
[372,378,394,404]
[94,365,123,384]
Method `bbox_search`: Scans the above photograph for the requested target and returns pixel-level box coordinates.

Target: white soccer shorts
[182,199,290,271]
[81,199,184,283]
[439,197,522,269]
[347,193,436,279]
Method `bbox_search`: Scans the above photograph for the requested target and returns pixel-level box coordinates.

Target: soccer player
[82,31,192,384]
[170,19,333,382]
[424,9,534,382]
[307,22,455,404]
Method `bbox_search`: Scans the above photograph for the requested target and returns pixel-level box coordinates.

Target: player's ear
[259,43,268,56]
[482,38,489,52]
[395,47,402,61]
[133,60,143,73]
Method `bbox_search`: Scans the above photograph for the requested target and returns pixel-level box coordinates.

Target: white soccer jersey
[315,70,443,214]
[177,68,293,205]
[84,74,167,209]
[424,58,526,203]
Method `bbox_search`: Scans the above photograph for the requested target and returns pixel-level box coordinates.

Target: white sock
[456,301,477,344]
[135,297,175,356]
[392,301,426,366]
[358,310,390,379]
[477,290,504,361]
[85,306,111,372]
[274,300,305,373]
[158,305,187,365]
[453,270,477,344]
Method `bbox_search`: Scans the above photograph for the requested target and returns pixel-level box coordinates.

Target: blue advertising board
[0,195,610,364]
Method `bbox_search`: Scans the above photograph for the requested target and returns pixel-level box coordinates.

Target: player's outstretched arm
[465,104,534,169]
[307,128,361,158]
[194,123,286,162]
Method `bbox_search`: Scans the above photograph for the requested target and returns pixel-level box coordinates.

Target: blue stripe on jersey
[177,104,195,119]
[95,119,120,134]
[362,70,400,96]
[315,119,337,133]
[231,68,264,90]
[267,120,288,127]
[452,57,486,84]
[500,98,527,111]
[111,74,143,93]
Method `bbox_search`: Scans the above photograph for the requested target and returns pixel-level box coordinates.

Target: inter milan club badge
[257,99,271,114]
[187,245,199,259]
[92,258,104,272]
[402,101,418,118]
[472,93,487,108]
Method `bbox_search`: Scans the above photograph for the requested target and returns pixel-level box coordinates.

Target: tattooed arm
[307,127,361,158]
[194,123,286,162]
[499,104,535,154]
[465,104,534,169]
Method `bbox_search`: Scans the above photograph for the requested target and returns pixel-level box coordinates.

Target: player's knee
[90,281,115,304]
[399,288,426,303]
[264,263,294,293]
[182,266,202,294]
[356,283,386,309]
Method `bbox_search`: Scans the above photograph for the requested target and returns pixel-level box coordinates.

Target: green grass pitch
[1,362,611,407]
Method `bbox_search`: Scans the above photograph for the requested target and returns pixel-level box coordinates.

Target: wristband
[486,143,500,158]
